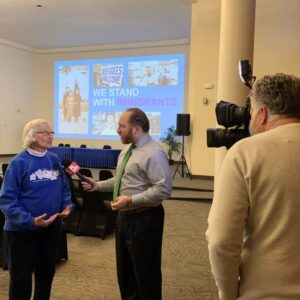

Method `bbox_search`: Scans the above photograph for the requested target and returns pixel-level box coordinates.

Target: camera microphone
[239,60,254,89]
[61,159,88,181]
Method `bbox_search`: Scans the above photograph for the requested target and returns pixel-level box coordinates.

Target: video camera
[206,60,255,149]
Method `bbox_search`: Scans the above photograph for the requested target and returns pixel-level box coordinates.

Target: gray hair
[249,73,300,116]
[22,119,51,149]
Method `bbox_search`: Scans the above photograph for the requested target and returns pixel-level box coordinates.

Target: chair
[2,163,8,176]
[56,225,68,262]
[63,174,84,235]
[79,168,93,178]
[58,143,64,147]
[0,210,7,270]
[103,145,112,149]
[98,170,114,209]
[64,143,71,147]
[80,144,87,148]
[76,190,117,239]
[99,169,114,181]
[70,179,84,205]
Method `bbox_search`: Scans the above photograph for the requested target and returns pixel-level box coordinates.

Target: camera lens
[207,128,250,149]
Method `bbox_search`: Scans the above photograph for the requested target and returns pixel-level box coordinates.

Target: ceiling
[0,0,193,49]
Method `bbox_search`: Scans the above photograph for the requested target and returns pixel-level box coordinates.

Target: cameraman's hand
[81,177,99,192]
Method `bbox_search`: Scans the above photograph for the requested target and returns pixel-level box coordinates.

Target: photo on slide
[128,60,179,87]
[92,111,121,136]
[92,111,160,136]
[93,64,124,87]
[57,64,89,134]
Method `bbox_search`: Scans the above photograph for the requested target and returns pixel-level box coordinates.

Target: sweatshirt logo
[30,169,60,181]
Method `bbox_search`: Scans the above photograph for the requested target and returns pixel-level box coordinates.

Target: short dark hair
[249,73,300,116]
[126,108,150,132]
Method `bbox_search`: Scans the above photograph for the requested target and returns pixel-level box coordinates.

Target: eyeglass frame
[36,131,55,136]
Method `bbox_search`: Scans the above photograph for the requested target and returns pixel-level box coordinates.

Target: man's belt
[119,206,159,216]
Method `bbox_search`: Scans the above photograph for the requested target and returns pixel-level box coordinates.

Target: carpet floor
[0,200,218,300]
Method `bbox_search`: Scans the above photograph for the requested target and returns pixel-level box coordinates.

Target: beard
[120,128,134,144]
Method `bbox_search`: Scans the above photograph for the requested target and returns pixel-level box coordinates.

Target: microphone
[61,159,88,181]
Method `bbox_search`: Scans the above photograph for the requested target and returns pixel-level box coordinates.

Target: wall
[187,0,221,176]
[0,41,35,154]
[253,0,300,78]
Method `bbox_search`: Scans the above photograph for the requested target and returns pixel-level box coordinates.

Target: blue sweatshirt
[0,150,72,231]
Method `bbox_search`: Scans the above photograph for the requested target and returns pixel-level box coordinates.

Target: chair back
[99,170,113,181]
[2,163,8,176]
[0,210,7,269]
[79,168,93,178]
[76,190,116,239]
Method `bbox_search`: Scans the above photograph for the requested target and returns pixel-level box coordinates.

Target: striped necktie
[113,143,136,201]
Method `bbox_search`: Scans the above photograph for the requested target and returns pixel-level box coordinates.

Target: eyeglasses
[36,131,55,136]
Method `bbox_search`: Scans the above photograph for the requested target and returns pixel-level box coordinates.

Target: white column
[214,0,256,180]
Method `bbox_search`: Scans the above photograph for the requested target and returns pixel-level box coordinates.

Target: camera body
[215,100,250,128]
[207,100,250,149]
[206,60,254,149]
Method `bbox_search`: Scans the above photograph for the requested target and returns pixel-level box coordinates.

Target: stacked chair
[64,168,117,239]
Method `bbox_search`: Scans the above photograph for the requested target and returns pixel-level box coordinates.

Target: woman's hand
[34,213,58,227]
[57,204,73,219]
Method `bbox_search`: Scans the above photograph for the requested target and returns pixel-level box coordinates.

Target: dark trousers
[116,205,164,300]
[3,224,61,300]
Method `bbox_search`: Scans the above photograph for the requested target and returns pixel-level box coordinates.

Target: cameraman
[206,73,300,300]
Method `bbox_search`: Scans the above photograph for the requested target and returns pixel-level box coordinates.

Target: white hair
[22,119,51,149]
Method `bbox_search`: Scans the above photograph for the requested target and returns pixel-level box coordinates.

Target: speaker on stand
[173,114,192,180]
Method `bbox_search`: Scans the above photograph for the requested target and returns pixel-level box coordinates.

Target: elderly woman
[0,119,73,300]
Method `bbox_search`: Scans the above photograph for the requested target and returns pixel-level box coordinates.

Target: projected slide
[54,53,185,140]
